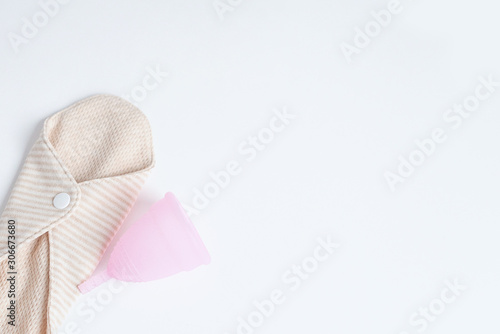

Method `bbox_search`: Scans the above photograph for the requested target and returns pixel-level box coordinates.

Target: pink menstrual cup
[78,192,211,294]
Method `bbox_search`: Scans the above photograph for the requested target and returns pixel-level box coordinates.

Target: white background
[1,1,500,333]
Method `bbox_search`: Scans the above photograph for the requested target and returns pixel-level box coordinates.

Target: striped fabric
[0,95,155,333]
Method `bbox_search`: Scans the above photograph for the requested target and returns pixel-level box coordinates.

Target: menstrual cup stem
[78,271,112,294]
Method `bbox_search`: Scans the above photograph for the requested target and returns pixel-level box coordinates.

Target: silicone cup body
[78,193,211,294]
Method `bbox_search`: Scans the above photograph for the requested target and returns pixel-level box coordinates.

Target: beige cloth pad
[0,95,155,333]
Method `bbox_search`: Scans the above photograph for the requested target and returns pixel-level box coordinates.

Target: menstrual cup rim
[163,192,211,265]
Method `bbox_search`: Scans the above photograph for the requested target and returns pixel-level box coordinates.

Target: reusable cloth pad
[0,95,155,333]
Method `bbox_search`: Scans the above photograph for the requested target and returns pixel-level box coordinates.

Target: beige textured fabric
[0,95,155,333]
